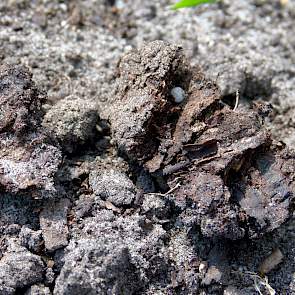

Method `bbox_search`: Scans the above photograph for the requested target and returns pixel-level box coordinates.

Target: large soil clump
[0,64,62,198]
[110,40,295,240]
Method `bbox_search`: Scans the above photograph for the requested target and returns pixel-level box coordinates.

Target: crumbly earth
[0,64,62,198]
[0,0,295,295]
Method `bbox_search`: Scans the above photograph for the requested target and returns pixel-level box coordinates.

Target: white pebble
[59,3,67,12]
[116,0,126,9]
[199,262,207,273]
[170,87,186,103]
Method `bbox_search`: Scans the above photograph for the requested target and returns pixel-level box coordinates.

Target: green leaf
[172,0,217,10]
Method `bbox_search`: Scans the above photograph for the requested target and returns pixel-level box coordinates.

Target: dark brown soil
[0,1,295,295]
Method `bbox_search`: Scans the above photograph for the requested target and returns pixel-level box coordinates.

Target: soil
[0,0,295,294]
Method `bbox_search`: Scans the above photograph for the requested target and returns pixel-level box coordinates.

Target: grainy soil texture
[0,1,295,294]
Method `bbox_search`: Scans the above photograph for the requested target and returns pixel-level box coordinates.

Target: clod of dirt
[167,228,200,293]
[40,198,70,252]
[20,226,43,253]
[45,268,55,286]
[0,140,62,197]
[54,237,141,295]
[110,41,295,240]
[89,169,137,207]
[141,193,172,221]
[258,248,284,275]
[0,194,40,230]
[177,172,245,240]
[42,97,99,154]
[54,200,169,294]
[109,40,190,163]
[0,64,62,198]
[0,64,45,134]
[0,243,45,292]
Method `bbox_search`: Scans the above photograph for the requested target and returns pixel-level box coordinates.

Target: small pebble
[116,0,126,9]
[171,87,186,103]
[199,262,208,273]
[60,3,68,12]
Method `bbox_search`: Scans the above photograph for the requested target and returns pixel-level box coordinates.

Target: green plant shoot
[172,0,217,10]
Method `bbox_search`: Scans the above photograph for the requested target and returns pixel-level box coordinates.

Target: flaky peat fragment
[110,41,295,240]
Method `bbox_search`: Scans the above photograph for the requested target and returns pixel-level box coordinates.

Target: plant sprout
[172,0,217,10]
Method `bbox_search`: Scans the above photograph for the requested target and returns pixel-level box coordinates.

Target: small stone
[68,4,83,26]
[280,0,288,6]
[199,262,208,274]
[171,86,186,103]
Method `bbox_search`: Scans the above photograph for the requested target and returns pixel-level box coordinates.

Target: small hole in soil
[221,93,237,109]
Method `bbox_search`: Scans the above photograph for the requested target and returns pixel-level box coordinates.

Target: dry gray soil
[0,0,295,294]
